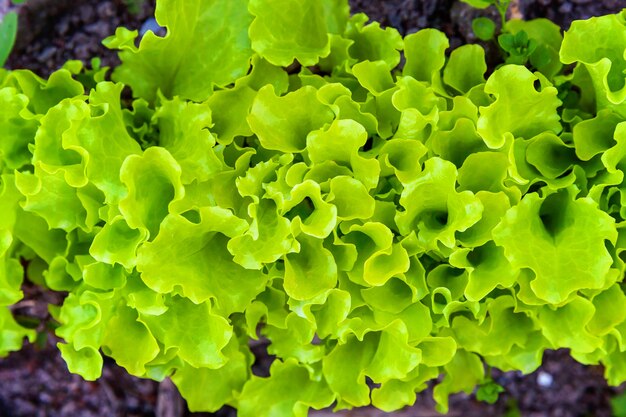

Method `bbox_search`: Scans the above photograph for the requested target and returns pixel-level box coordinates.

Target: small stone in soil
[537,371,554,388]
[140,17,163,36]
[37,46,56,62]
[85,22,112,38]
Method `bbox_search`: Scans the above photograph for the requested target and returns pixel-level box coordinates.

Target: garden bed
[1,1,626,416]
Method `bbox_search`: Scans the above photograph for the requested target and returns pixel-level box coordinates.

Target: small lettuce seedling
[462,0,512,25]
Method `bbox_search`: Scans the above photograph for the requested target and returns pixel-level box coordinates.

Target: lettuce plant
[2,1,626,416]
[0,10,17,67]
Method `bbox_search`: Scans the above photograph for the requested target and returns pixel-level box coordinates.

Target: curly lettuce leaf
[140,296,232,368]
[153,97,223,184]
[239,359,334,417]
[136,207,267,314]
[90,216,148,269]
[492,189,617,304]
[2,69,84,115]
[443,45,487,94]
[172,337,249,412]
[341,222,410,287]
[0,307,36,357]
[228,199,298,270]
[284,233,337,300]
[344,14,403,70]
[560,12,626,116]
[0,87,38,171]
[396,157,483,251]
[119,147,184,239]
[104,0,253,102]
[404,29,448,89]
[477,65,562,149]
[306,119,380,190]
[248,0,347,66]
[15,170,102,233]
[248,85,334,153]
[101,304,160,375]
[323,321,421,408]
[31,83,142,204]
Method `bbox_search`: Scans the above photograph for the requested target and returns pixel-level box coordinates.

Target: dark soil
[6,0,625,76]
[6,0,156,76]
[0,338,158,417]
[3,0,626,416]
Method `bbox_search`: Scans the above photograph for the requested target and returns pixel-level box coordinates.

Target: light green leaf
[0,87,38,171]
[378,138,428,185]
[15,170,102,233]
[538,296,602,353]
[263,313,324,364]
[452,296,535,356]
[0,307,36,357]
[207,85,257,145]
[82,261,127,291]
[433,350,484,413]
[560,13,626,116]
[284,233,337,300]
[140,296,232,368]
[90,216,148,269]
[57,343,103,381]
[306,119,380,190]
[392,76,441,119]
[526,132,577,179]
[588,284,626,336]
[492,189,617,304]
[0,233,23,305]
[239,359,335,417]
[136,207,267,315]
[396,157,483,251]
[63,83,143,203]
[450,241,519,301]
[153,97,223,184]
[573,109,623,161]
[228,199,298,270]
[119,147,185,239]
[352,60,395,96]
[342,222,410,287]
[429,118,488,168]
[249,0,332,66]
[2,69,84,114]
[317,83,379,135]
[460,0,492,8]
[104,0,253,101]
[419,337,457,367]
[276,180,337,239]
[477,65,561,149]
[172,337,248,412]
[404,29,449,86]
[443,45,487,94]
[344,14,403,70]
[328,175,375,220]
[323,321,421,408]
[248,85,334,153]
[370,366,439,412]
[102,305,160,376]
